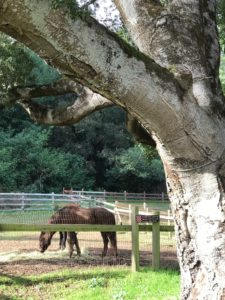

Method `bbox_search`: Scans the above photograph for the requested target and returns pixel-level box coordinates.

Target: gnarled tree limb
[1,78,85,107]
[0,1,184,134]
[9,79,84,100]
[19,94,113,126]
[14,79,156,146]
[12,79,114,125]
[6,78,154,145]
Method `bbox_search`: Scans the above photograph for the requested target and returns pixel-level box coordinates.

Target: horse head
[39,231,52,253]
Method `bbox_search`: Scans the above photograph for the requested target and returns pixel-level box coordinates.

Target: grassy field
[0,200,178,299]
[0,266,180,300]
[0,210,53,224]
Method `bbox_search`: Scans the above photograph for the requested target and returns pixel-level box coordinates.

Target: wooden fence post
[152,211,160,270]
[131,206,139,272]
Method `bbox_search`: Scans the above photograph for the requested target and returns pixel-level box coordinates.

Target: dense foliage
[0,32,166,193]
[0,126,93,192]
[217,0,225,51]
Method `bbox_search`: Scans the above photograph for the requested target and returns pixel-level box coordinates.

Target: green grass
[0,210,53,224]
[0,266,180,300]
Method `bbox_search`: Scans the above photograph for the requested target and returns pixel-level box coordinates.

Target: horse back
[92,207,116,225]
[49,206,95,224]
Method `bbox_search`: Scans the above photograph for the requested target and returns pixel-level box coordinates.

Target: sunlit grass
[0,266,180,300]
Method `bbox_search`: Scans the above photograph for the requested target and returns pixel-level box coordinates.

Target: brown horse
[39,206,118,258]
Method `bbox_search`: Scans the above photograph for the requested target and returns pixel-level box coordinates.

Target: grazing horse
[39,206,118,258]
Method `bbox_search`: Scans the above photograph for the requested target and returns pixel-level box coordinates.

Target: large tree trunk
[1,0,225,298]
[164,162,225,298]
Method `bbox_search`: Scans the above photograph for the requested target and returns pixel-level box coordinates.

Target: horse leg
[108,232,118,257]
[67,232,74,258]
[60,232,67,250]
[59,232,63,250]
[101,232,109,257]
[73,232,81,256]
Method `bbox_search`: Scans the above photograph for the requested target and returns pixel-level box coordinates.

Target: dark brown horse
[39,206,118,258]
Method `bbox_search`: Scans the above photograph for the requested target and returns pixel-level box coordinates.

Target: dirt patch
[0,250,178,276]
[0,233,178,276]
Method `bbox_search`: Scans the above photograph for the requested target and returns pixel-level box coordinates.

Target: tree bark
[164,163,225,299]
[1,0,225,298]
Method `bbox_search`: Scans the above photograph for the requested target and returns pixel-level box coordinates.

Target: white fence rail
[0,192,87,211]
[0,192,173,223]
[63,189,169,202]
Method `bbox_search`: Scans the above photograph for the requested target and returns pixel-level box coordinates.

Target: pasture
[0,193,178,299]
[0,228,178,269]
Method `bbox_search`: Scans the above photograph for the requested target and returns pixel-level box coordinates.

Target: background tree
[105,144,165,192]
[0,0,225,298]
[0,126,94,192]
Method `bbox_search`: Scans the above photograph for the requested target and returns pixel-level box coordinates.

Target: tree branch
[18,83,114,125]
[9,79,85,101]
[9,78,158,147]
[1,78,114,125]
[5,79,155,146]
[0,1,182,105]
[0,0,193,152]
[0,78,83,107]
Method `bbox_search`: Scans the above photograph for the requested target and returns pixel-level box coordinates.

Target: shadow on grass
[0,267,128,287]
[139,266,180,275]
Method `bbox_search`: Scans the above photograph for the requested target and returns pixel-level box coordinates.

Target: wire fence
[0,193,178,276]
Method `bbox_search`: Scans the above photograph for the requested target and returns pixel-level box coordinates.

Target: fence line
[63,189,169,202]
[0,209,175,272]
[0,192,173,223]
